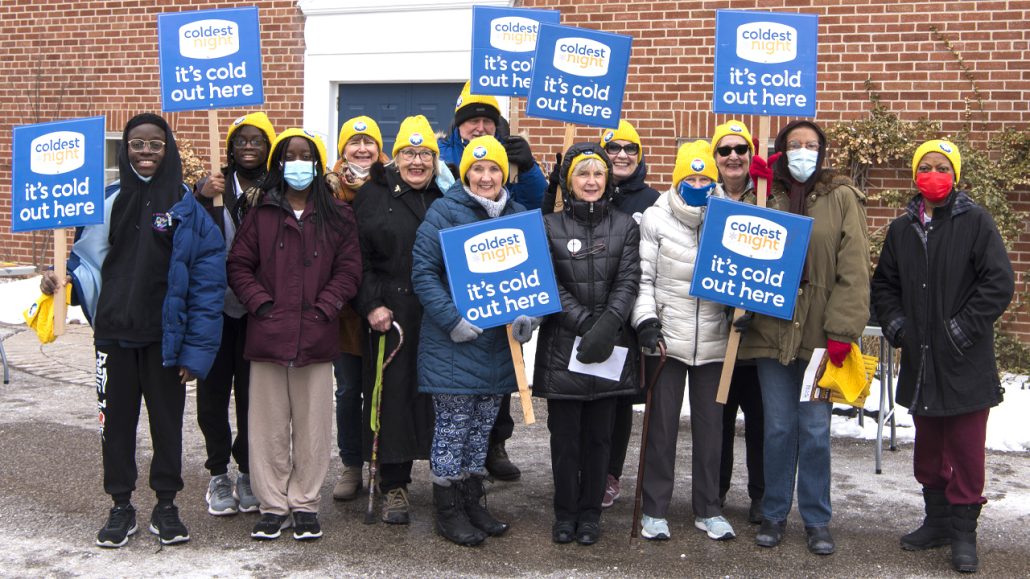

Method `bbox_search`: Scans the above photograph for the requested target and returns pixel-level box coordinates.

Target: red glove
[826,339,851,367]
[749,136,773,182]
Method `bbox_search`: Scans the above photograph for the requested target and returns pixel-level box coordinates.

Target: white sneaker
[640,514,670,540]
[695,515,735,540]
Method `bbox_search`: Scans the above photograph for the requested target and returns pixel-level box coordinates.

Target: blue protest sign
[525,24,632,128]
[689,197,813,320]
[440,210,561,329]
[158,7,264,112]
[11,116,106,233]
[713,10,818,117]
[471,6,560,97]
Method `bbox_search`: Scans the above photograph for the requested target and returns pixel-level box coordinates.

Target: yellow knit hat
[460,135,509,184]
[226,112,276,151]
[393,115,440,158]
[267,128,328,171]
[710,120,754,154]
[673,140,719,187]
[337,115,384,157]
[599,119,643,162]
[565,152,607,186]
[912,139,961,182]
[454,81,501,127]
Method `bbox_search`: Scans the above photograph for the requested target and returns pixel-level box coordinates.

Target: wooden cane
[365,321,404,524]
[630,341,667,542]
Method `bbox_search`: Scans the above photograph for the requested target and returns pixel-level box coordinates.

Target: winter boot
[951,503,981,573]
[461,475,509,536]
[485,442,521,481]
[433,482,486,547]
[900,487,951,551]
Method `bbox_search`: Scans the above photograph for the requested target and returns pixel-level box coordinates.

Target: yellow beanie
[393,115,440,158]
[337,116,384,157]
[710,120,754,154]
[599,119,643,162]
[912,139,961,182]
[673,140,719,187]
[565,151,607,186]
[460,135,509,184]
[226,112,276,151]
[267,128,328,171]
[454,81,501,127]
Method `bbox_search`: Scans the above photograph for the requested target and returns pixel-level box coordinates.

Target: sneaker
[640,514,670,540]
[576,521,600,545]
[292,511,323,541]
[251,513,292,540]
[332,464,363,501]
[206,474,238,516]
[234,473,260,513]
[96,504,138,548]
[381,487,410,525]
[149,504,190,545]
[695,515,736,540]
[601,475,620,508]
[552,520,576,544]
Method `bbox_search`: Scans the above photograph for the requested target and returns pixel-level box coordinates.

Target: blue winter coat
[412,182,524,395]
[67,182,226,379]
[438,126,547,210]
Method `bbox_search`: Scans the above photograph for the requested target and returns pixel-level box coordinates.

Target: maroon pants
[912,409,989,505]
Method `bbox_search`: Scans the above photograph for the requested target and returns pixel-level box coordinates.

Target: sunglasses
[715,144,750,157]
[127,139,166,153]
[604,142,640,156]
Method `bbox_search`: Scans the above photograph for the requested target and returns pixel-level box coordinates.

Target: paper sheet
[567,336,629,382]
[800,348,827,402]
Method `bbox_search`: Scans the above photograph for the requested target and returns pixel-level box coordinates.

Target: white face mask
[787,149,818,182]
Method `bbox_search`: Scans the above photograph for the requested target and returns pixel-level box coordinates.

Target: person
[738,120,870,556]
[711,120,765,524]
[41,113,226,548]
[631,140,735,541]
[353,115,444,523]
[533,143,641,546]
[594,119,660,509]
[872,140,1014,573]
[412,135,534,545]
[192,111,276,517]
[326,116,390,501]
[228,129,362,542]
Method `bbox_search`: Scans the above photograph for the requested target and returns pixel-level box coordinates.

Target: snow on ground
[0,274,87,325]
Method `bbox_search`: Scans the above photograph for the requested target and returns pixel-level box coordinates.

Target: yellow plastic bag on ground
[817,342,877,406]
[23,282,72,344]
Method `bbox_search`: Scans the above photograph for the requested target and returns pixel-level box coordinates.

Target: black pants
[196,314,250,476]
[719,364,764,501]
[378,461,413,492]
[547,397,617,524]
[607,395,639,479]
[96,342,185,503]
[489,393,513,445]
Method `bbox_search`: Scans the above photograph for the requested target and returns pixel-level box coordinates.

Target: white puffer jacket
[632,186,730,365]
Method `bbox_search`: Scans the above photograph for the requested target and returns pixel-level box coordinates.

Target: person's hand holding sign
[198,172,226,200]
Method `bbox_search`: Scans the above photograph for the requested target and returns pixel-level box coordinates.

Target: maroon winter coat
[228,190,362,367]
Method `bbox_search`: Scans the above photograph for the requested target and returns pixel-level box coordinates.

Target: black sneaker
[251,513,292,540]
[149,504,190,545]
[96,504,138,548]
[292,511,323,541]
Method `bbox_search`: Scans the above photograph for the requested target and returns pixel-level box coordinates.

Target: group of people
[39,80,1013,574]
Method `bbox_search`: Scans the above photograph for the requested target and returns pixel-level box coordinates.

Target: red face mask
[916,172,954,203]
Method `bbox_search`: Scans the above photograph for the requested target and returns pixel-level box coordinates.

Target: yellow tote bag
[23,282,72,344]
[817,343,877,406]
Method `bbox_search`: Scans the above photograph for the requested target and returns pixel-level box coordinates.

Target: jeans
[756,358,832,527]
[334,353,363,467]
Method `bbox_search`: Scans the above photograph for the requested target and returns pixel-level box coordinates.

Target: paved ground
[1,322,1028,578]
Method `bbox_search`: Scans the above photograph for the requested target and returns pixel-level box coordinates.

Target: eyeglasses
[127,139,166,153]
[786,140,821,152]
[399,148,434,162]
[715,144,750,157]
[604,142,639,156]
[231,136,267,149]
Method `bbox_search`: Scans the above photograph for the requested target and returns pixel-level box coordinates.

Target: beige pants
[248,361,333,515]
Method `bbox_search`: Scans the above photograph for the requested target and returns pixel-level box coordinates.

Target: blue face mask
[283,160,315,190]
[678,181,715,207]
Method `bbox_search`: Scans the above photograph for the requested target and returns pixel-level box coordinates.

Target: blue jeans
[756,358,832,527]
[334,353,363,467]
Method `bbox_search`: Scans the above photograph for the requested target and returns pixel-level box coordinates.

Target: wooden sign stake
[207,109,223,207]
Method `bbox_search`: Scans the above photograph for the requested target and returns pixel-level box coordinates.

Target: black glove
[636,318,663,351]
[576,311,622,364]
[542,152,562,214]
[504,136,535,172]
[732,310,754,334]
[577,313,599,336]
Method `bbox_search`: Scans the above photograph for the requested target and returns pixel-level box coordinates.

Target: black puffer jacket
[533,143,641,400]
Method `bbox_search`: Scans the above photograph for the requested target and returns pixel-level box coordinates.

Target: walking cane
[364,321,404,524]
[630,341,667,542]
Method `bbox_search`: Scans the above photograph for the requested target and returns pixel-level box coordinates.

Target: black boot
[461,475,509,537]
[901,488,951,551]
[951,503,981,573]
[485,442,521,481]
[432,483,486,547]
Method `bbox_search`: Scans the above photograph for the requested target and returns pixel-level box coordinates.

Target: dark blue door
[337,83,464,157]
